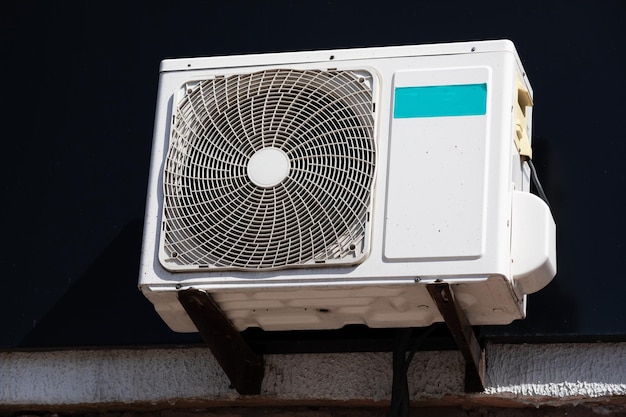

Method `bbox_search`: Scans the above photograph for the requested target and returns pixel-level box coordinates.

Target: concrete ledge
[1,343,625,413]
[487,343,626,400]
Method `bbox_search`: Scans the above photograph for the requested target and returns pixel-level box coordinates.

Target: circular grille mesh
[161,69,375,270]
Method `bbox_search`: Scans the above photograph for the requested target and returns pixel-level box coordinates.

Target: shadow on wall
[19,219,202,348]
[19,215,576,349]
[18,219,459,352]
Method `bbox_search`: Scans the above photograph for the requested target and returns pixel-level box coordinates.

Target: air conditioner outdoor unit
[139,39,556,333]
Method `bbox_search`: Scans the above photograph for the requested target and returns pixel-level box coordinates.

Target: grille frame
[159,68,377,272]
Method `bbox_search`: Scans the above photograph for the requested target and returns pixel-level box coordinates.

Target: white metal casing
[140,39,556,332]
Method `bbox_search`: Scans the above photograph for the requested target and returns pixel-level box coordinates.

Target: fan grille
[161,69,376,271]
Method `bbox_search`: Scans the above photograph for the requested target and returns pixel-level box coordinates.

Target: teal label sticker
[394,83,487,118]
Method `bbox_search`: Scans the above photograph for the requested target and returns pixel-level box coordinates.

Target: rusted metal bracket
[427,282,486,392]
[178,288,264,395]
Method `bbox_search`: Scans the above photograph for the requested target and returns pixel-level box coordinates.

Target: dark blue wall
[2,1,625,349]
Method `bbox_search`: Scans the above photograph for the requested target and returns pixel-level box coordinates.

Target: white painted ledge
[1,343,625,411]
[486,343,626,399]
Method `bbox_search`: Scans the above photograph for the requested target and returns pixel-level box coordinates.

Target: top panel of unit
[159,39,520,72]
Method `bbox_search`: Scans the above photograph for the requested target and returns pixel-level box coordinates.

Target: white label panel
[384,67,491,261]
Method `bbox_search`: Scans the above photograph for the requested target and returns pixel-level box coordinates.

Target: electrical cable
[524,156,552,213]
[387,328,413,417]
[387,324,444,417]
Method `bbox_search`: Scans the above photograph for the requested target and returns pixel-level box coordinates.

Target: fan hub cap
[246,147,291,188]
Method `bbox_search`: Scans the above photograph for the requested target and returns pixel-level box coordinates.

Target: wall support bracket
[427,282,486,392]
[178,288,264,395]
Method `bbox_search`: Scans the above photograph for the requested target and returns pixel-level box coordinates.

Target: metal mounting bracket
[178,288,264,395]
[427,282,486,392]
[176,284,483,394]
